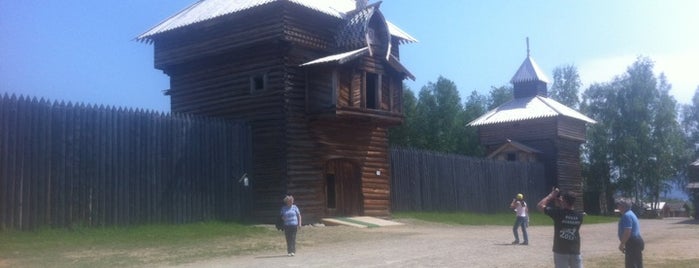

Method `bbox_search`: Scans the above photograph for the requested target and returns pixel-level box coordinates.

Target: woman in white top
[510,193,529,245]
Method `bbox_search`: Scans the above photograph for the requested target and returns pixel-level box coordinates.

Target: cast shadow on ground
[255,254,293,259]
[494,243,522,246]
[674,218,699,225]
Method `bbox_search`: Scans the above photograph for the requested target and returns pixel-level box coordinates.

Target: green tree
[681,86,699,156]
[645,74,689,208]
[581,56,688,208]
[680,87,699,194]
[460,90,488,156]
[413,76,464,152]
[581,82,616,213]
[391,77,487,155]
[550,64,582,109]
[487,85,513,109]
[388,85,418,147]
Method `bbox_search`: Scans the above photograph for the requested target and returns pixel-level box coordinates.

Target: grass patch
[586,256,699,268]
[0,221,276,268]
[392,211,618,226]
[0,212,620,267]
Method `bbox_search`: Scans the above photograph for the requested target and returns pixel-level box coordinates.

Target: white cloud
[578,55,634,87]
[654,52,699,104]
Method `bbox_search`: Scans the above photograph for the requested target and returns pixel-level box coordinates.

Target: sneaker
[290,253,295,256]
[511,240,519,245]
[520,241,529,245]
[288,253,293,256]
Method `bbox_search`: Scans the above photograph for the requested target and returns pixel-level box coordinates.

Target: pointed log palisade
[137,0,417,223]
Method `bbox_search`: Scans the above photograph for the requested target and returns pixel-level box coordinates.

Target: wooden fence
[390,147,546,213]
[0,95,251,230]
[2,94,550,230]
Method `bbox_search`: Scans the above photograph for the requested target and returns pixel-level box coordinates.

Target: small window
[250,74,267,93]
[367,28,377,45]
[366,73,379,109]
[507,153,517,161]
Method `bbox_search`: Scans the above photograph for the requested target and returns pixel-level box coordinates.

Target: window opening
[366,73,378,109]
[250,74,266,93]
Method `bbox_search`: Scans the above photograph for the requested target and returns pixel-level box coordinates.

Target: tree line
[389,56,698,212]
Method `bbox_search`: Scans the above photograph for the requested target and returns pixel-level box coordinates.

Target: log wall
[477,117,588,210]
[153,2,405,223]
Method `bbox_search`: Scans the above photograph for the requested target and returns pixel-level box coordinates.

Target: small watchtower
[468,40,595,209]
[137,0,416,223]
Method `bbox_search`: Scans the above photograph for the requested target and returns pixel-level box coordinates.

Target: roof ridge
[537,96,596,123]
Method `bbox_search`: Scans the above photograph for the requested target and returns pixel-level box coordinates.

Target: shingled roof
[336,4,378,49]
[467,95,596,126]
[299,47,415,80]
[510,55,550,84]
[137,0,417,44]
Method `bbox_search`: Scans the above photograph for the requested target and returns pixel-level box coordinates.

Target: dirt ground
[168,217,699,268]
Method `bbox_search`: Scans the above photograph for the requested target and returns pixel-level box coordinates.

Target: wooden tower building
[468,44,595,209]
[137,0,416,223]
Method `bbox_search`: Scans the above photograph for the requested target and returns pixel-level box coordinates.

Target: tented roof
[510,56,550,84]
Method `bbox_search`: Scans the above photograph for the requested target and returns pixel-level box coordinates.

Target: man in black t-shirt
[537,188,584,268]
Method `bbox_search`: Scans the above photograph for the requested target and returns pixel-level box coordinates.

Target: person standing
[280,195,302,256]
[510,193,529,245]
[616,198,644,268]
[537,188,584,268]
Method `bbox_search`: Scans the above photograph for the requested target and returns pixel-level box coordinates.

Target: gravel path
[171,217,698,268]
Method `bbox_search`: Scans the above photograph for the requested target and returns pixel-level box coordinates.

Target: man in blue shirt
[616,198,644,268]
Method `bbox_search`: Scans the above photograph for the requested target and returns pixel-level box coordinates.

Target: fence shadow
[673,218,699,225]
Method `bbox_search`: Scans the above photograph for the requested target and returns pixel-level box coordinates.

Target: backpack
[275,217,284,231]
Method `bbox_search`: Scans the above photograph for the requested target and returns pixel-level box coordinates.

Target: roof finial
[526,37,530,57]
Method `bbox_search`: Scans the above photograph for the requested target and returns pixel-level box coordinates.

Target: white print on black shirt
[561,215,581,225]
[559,214,581,240]
[559,228,577,240]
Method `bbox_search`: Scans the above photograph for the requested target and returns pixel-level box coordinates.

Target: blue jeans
[554,252,583,268]
[512,216,528,243]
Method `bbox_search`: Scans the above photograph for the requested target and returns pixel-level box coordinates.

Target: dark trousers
[284,225,297,254]
[625,236,644,268]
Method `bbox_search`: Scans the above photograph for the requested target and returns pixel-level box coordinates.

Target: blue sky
[2,0,698,112]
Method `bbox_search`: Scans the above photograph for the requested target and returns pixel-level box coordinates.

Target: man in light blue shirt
[616,198,644,268]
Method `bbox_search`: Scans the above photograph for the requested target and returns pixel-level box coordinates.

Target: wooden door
[325,159,362,216]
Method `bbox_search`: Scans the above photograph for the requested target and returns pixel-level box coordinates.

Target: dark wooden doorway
[325,159,362,216]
